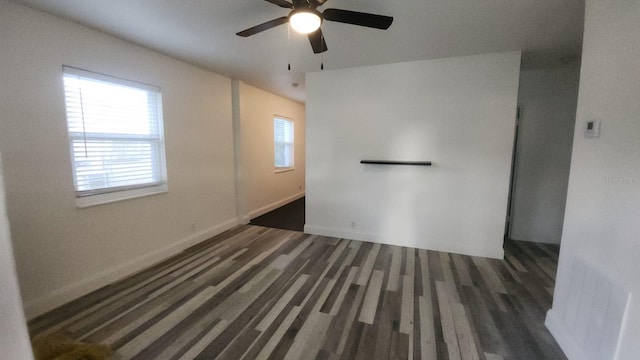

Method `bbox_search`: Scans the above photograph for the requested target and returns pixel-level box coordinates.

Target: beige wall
[237,82,305,219]
[0,2,237,317]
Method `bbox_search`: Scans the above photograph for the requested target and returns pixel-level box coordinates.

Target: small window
[62,67,167,207]
[274,117,294,170]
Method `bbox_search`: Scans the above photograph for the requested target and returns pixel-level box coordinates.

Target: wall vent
[547,256,630,360]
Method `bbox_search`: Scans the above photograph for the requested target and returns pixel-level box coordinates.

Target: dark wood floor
[28,226,565,360]
[250,197,305,232]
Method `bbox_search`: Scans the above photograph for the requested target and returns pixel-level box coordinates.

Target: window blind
[274,117,294,168]
[62,67,166,197]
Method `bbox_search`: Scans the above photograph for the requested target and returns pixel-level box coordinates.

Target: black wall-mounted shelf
[360,160,432,166]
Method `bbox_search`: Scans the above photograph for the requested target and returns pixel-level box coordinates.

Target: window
[274,117,294,170]
[62,67,167,207]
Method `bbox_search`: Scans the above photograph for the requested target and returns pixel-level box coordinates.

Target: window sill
[75,184,168,208]
[275,168,295,174]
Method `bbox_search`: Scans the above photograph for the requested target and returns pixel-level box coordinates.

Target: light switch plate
[585,119,601,138]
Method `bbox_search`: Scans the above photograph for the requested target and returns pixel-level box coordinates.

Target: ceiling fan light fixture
[289,9,322,34]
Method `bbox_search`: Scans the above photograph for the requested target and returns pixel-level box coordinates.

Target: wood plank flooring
[28,225,566,359]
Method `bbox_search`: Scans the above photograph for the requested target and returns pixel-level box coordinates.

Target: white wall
[0,154,34,359]
[546,0,640,359]
[0,2,237,317]
[510,65,580,244]
[235,81,305,220]
[305,52,521,259]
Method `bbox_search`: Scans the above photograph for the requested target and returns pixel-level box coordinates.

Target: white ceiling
[13,0,584,103]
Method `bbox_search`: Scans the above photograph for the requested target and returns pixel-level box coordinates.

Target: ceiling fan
[236,0,394,54]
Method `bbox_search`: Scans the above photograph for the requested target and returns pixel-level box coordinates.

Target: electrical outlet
[351,222,356,229]
[191,223,197,232]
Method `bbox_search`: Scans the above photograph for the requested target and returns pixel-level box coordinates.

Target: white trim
[63,66,160,92]
[273,116,294,169]
[274,167,295,173]
[303,224,505,259]
[509,236,562,245]
[248,191,305,220]
[63,67,168,202]
[23,217,240,319]
[75,183,168,208]
[545,309,585,360]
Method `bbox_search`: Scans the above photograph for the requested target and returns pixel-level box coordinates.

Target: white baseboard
[248,192,305,220]
[510,236,561,245]
[304,224,504,259]
[24,217,240,319]
[545,309,586,360]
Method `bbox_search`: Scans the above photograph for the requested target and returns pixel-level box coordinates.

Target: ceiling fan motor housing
[289,8,323,34]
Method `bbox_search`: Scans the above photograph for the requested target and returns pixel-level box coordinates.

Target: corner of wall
[0,153,35,359]
[545,309,587,360]
[231,79,248,222]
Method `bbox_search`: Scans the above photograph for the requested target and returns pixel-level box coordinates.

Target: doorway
[504,65,581,246]
[249,197,306,232]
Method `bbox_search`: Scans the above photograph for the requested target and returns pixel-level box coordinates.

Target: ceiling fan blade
[308,28,328,54]
[264,0,293,9]
[309,0,328,6]
[323,8,393,29]
[236,16,289,37]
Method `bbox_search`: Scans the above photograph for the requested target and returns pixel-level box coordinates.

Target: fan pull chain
[287,23,291,71]
[321,31,325,70]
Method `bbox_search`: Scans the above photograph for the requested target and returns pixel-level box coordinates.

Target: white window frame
[274,116,294,172]
[62,66,168,208]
